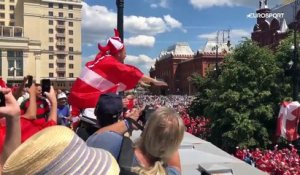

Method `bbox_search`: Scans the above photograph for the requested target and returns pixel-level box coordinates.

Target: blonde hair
[132,107,185,175]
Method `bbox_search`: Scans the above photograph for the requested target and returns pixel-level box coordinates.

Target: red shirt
[20,98,50,119]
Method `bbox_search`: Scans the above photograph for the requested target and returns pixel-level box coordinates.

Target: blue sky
[81,0,282,74]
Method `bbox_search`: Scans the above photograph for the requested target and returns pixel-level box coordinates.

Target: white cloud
[150,0,169,8]
[125,55,155,74]
[81,2,116,44]
[189,0,281,9]
[198,29,251,44]
[81,2,185,46]
[124,16,167,35]
[164,15,182,29]
[125,35,155,47]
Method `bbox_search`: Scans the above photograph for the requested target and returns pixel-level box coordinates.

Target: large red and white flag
[68,55,143,109]
[276,101,300,141]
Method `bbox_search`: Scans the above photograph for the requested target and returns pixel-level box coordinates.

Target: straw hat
[2,126,120,175]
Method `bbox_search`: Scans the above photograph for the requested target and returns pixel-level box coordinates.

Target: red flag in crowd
[276,101,300,141]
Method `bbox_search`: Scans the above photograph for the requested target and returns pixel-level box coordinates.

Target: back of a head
[139,107,185,161]
[94,93,123,127]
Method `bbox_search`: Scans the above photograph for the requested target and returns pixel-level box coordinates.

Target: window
[49,63,54,68]
[68,13,73,18]
[69,73,74,78]
[68,5,73,10]
[0,5,4,10]
[10,0,14,2]
[0,21,4,26]
[69,55,73,60]
[58,21,64,25]
[49,37,53,42]
[58,73,65,77]
[48,3,53,8]
[0,13,5,19]
[58,12,63,17]
[49,20,53,25]
[48,11,53,16]
[69,38,73,43]
[69,64,73,69]
[69,30,73,35]
[49,46,54,51]
[10,14,14,19]
[49,73,54,77]
[7,50,23,77]
[9,6,14,10]
[49,29,53,34]
[58,4,63,9]
[68,22,73,27]
[49,55,53,60]
[9,22,14,26]
[69,47,73,52]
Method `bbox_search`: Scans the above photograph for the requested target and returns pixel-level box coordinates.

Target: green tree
[190,39,292,153]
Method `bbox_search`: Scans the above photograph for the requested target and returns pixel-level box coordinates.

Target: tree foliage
[189,39,293,153]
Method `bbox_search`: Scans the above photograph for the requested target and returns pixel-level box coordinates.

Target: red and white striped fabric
[68,55,143,109]
[276,101,300,141]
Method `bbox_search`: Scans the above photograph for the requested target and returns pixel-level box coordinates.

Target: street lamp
[292,0,299,101]
[116,0,124,42]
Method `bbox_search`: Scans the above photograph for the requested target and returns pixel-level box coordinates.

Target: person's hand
[22,76,28,84]
[0,88,20,119]
[139,81,151,87]
[44,86,57,105]
[27,83,36,95]
[153,80,168,86]
[125,108,141,121]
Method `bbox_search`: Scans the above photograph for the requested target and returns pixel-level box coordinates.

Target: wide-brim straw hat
[2,126,120,175]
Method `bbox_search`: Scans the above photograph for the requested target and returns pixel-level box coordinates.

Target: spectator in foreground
[0,88,21,171]
[2,126,120,175]
[88,107,185,175]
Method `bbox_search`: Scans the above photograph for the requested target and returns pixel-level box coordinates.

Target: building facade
[251,0,293,48]
[150,40,230,95]
[0,0,82,90]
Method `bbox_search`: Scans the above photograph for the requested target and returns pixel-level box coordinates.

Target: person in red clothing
[20,83,50,120]
[0,87,21,171]
[19,83,57,142]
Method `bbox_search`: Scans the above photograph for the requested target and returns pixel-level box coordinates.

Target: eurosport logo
[247,13,284,19]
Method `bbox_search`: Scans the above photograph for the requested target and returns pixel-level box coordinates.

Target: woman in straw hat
[88,107,185,175]
[2,125,120,175]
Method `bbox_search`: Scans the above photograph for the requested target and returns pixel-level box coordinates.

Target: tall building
[150,39,231,95]
[0,0,82,90]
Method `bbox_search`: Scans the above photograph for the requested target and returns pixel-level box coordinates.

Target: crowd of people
[1,28,299,175]
[235,145,300,175]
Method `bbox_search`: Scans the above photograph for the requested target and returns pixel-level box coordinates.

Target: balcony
[56,67,66,72]
[56,25,65,29]
[56,41,65,46]
[55,50,68,55]
[56,33,65,38]
[0,26,23,38]
[56,58,66,63]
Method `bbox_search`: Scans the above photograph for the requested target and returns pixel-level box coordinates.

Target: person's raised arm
[0,88,21,169]
[139,75,168,87]
[13,76,28,100]
[44,86,57,123]
[95,108,140,135]
[22,84,37,120]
